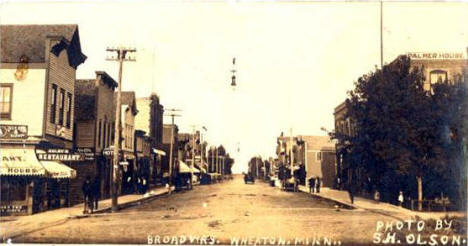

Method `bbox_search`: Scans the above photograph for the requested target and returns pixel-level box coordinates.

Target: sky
[1,0,467,173]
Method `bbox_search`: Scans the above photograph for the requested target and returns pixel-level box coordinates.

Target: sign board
[36,149,85,162]
[407,52,464,60]
[0,205,27,214]
[0,125,28,139]
[75,148,95,161]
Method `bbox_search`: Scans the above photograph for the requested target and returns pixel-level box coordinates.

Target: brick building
[334,51,468,189]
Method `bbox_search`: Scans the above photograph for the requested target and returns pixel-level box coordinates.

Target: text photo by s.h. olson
[0,1,467,245]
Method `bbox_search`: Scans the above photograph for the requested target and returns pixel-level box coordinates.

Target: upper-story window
[0,84,13,120]
[66,92,72,128]
[58,89,65,125]
[50,84,57,124]
[316,152,322,161]
[98,119,102,148]
[430,70,448,85]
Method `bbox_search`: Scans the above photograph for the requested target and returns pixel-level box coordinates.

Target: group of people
[307,176,321,193]
[82,176,101,214]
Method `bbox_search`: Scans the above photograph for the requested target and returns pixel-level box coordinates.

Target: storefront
[0,146,76,216]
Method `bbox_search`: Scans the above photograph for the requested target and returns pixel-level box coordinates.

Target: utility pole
[106,46,136,213]
[164,109,181,192]
[290,128,294,178]
[190,125,196,189]
[380,0,384,68]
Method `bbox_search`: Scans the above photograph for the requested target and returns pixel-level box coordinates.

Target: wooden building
[73,71,117,204]
[0,24,86,215]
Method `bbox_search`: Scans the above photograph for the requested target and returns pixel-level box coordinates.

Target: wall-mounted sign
[0,205,27,214]
[407,52,464,60]
[75,148,95,161]
[0,125,28,139]
[36,149,85,162]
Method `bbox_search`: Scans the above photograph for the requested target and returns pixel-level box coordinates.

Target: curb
[69,189,172,219]
[3,189,172,241]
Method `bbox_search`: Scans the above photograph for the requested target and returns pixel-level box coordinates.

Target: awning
[179,161,200,174]
[195,164,207,173]
[0,148,46,176]
[41,161,76,179]
[152,148,166,156]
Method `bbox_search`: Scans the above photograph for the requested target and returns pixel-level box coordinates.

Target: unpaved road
[13,176,395,245]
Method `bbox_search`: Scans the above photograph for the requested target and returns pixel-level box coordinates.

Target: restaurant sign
[0,125,28,139]
[36,149,85,162]
[407,52,464,60]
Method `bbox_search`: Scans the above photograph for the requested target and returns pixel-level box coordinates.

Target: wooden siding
[45,40,76,141]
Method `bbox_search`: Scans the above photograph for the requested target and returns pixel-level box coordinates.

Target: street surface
[13,175,395,245]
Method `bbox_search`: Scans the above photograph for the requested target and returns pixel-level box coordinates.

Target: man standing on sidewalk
[308,177,315,193]
[92,177,101,211]
[82,176,92,214]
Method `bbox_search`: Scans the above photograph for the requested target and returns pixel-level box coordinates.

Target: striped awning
[179,161,200,174]
[0,148,46,176]
[41,161,76,179]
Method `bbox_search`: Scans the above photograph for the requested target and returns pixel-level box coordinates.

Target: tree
[341,55,463,210]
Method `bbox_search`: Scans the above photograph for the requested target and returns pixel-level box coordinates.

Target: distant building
[134,94,164,185]
[162,124,179,181]
[114,91,138,194]
[0,24,86,215]
[301,136,336,188]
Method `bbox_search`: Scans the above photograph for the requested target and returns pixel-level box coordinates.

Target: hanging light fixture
[231,57,237,88]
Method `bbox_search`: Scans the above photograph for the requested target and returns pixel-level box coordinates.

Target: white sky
[1,0,467,173]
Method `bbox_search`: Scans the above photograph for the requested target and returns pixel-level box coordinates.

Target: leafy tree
[339,55,467,210]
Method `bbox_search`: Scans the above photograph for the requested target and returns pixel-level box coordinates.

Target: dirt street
[13,176,395,245]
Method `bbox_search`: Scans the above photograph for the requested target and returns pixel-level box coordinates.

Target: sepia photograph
[0,0,467,245]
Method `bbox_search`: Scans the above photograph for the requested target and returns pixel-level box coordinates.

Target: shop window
[50,84,57,124]
[0,84,13,120]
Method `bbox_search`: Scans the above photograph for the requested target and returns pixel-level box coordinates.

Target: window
[98,120,102,148]
[50,84,57,124]
[102,120,107,148]
[430,70,448,85]
[111,122,115,145]
[66,93,72,128]
[316,152,322,161]
[58,89,65,125]
[0,84,13,119]
[107,122,112,147]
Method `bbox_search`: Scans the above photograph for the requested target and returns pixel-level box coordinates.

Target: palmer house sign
[407,52,464,60]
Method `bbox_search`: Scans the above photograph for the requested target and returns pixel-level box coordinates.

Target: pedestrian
[92,177,100,211]
[315,177,321,193]
[81,176,92,214]
[398,191,404,207]
[374,190,380,203]
[337,177,341,190]
[308,177,315,193]
[347,182,355,204]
